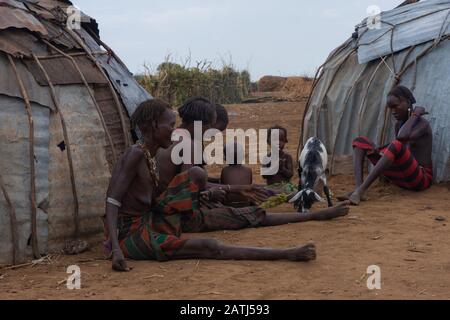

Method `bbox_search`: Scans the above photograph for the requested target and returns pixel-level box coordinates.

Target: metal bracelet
[106,197,122,208]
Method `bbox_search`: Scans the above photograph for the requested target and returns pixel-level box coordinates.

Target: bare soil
[1,98,449,300]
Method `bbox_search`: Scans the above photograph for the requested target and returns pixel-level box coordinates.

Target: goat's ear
[288,191,303,204]
[325,168,330,175]
[298,166,303,174]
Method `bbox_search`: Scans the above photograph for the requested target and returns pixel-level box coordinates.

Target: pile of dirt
[281,76,314,99]
[257,76,287,92]
[257,76,313,100]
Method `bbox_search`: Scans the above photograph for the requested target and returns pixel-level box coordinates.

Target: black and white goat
[289,137,333,212]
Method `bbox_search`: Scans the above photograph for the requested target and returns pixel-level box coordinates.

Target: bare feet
[348,191,362,206]
[337,191,368,202]
[287,243,317,261]
[309,205,349,221]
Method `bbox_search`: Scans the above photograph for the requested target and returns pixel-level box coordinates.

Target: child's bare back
[221,165,253,185]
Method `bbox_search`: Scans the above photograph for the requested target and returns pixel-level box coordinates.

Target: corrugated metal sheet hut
[0,0,151,265]
[302,0,450,183]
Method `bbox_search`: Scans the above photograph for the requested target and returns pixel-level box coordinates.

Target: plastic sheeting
[303,35,450,182]
[357,0,450,64]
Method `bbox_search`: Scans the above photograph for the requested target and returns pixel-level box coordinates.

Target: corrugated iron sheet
[0,95,50,265]
[357,0,450,64]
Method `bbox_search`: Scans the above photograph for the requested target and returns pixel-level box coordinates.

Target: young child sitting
[262,125,294,187]
[220,141,253,207]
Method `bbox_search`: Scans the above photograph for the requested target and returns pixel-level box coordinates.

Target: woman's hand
[412,106,428,116]
[112,249,131,272]
[200,187,227,203]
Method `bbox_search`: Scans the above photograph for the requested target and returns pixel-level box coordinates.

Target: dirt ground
[1,98,449,300]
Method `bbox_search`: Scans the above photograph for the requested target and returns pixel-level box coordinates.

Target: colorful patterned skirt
[104,171,266,261]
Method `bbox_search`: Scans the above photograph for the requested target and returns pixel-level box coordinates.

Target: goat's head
[289,188,325,212]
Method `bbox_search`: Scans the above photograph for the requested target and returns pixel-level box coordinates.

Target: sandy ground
[1,98,449,300]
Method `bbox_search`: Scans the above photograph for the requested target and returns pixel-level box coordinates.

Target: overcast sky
[73,0,404,80]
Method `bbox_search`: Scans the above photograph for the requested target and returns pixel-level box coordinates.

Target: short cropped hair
[177,96,216,125]
[215,104,229,127]
[267,125,288,144]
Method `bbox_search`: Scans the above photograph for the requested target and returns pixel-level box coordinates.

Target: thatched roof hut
[302,0,450,182]
[0,0,151,265]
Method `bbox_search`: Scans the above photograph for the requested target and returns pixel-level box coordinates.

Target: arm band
[106,197,122,208]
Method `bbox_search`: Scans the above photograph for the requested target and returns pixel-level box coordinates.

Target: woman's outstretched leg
[259,204,349,227]
[172,238,316,262]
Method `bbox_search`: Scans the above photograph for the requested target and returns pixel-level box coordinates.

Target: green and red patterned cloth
[104,171,265,261]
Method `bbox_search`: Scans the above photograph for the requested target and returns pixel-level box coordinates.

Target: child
[262,125,294,186]
[220,141,253,207]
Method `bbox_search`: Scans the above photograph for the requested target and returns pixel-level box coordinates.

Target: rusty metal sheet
[0,29,48,58]
[0,94,50,265]
[22,1,56,20]
[35,0,73,11]
[40,19,81,50]
[24,55,109,86]
[0,6,48,36]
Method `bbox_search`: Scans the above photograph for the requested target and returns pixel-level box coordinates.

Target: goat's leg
[321,176,333,207]
[323,185,333,207]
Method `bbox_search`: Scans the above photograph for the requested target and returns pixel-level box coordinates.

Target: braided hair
[388,85,416,106]
[131,98,171,133]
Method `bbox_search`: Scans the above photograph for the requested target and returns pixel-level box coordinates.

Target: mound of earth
[257,76,287,92]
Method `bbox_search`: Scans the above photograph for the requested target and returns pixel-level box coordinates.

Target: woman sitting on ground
[339,85,433,205]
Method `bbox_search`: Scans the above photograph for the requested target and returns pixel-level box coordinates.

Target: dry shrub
[135,57,251,106]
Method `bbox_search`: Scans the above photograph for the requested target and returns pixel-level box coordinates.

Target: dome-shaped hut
[0,0,151,265]
[302,0,450,183]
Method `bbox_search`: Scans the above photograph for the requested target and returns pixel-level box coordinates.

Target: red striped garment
[352,136,433,191]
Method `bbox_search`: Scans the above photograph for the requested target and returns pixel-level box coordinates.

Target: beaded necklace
[137,140,159,187]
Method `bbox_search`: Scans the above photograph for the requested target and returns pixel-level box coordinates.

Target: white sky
[73,0,405,80]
